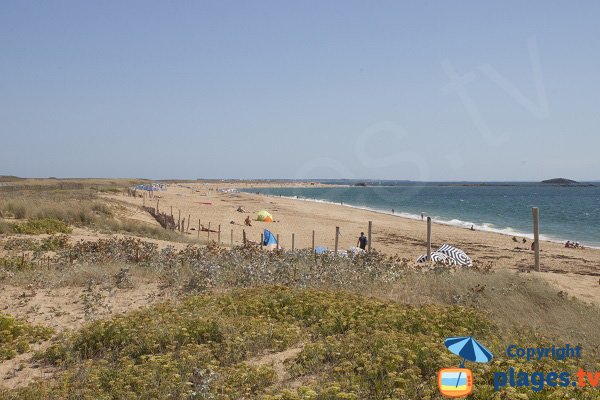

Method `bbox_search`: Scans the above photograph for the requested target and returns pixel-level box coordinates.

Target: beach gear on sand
[314,246,329,254]
[416,244,472,266]
[256,210,273,222]
[263,229,278,249]
[349,246,366,256]
[416,252,452,264]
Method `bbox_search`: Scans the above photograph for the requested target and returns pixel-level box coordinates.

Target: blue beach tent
[263,229,278,249]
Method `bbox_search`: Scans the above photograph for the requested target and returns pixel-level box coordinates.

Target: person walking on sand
[357,232,368,251]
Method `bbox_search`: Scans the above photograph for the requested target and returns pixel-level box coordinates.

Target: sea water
[242,182,600,248]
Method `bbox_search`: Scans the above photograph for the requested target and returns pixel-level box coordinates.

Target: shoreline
[239,190,600,250]
[107,182,600,304]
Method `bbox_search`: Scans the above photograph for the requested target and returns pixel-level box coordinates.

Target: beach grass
[0,188,188,242]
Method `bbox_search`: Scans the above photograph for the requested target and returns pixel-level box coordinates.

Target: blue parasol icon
[444,336,493,389]
[445,336,493,367]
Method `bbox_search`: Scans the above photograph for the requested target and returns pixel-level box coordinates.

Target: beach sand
[108,182,600,305]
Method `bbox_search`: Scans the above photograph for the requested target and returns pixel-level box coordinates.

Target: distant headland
[541,178,594,187]
[541,178,578,184]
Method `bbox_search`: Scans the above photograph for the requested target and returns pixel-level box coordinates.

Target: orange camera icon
[438,368,473,398]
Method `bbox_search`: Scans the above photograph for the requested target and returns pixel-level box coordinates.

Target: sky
[1,1,599,181]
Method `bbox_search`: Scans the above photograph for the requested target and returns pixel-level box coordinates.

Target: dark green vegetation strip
[0,218,72,235]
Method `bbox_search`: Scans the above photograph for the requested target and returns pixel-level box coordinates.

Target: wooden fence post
[187,215,190,232]
[367,221,372,252]
[231,229,234,247]
[260,233,264,249]
[335,227,339,254]
[207,222,211,241]
[218,224,221,245]
[178,210,181,230]
[243,229,247,245]
[276,234,280,250]
[533,207,540,272]
[312,230,315,253]
[292,233,295,252]
[198,219,201,239]
[427,217,432,263]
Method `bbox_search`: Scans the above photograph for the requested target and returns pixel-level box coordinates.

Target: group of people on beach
[512,235,584,250]
[565,240,584,249]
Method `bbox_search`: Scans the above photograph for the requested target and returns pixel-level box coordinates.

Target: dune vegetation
[0,187,187,241]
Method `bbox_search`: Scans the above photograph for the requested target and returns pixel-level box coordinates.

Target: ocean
[241,182,600,248]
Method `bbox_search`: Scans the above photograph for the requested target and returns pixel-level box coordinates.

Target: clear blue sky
[1,1,599,181]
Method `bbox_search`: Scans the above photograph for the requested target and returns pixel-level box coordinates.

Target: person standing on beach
[421,212,424,221]
[357,232,368,250]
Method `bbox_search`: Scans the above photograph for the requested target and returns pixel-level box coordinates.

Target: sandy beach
[109,182,600,305]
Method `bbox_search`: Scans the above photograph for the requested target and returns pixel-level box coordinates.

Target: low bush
[2,287,595,399]
[10,218,72,235]
[0,314,53,361]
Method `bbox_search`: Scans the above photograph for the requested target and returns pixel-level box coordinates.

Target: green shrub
[11,218,72,235]
[0,287,590,399]
[0,313,53,361]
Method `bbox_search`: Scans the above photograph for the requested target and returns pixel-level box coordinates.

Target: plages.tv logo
[438,336,494,398]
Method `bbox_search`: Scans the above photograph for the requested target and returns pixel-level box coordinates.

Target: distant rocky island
[541,178,577,184]
[541,178,594,186]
